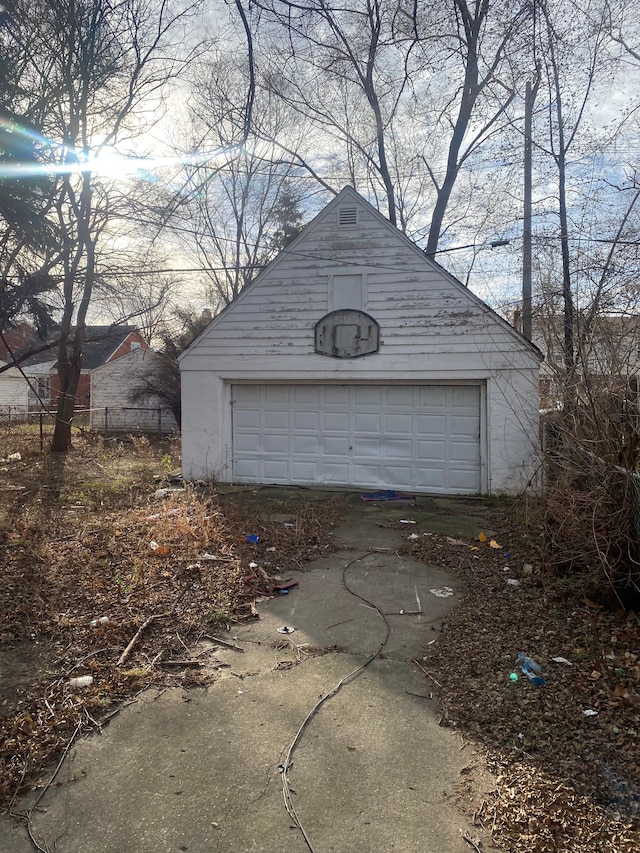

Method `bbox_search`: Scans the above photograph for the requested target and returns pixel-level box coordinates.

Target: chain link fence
[0,405,177,451]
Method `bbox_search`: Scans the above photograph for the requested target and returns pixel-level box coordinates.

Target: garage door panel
[417,414,447,434]
[293,435,318,454]
[417,386,447,406]
[234,458,260,479]
[235,386,259,403]
[352,438,380,457]
[293,411,319,430]
[235,409,260,429]
[417,439,446,460]
[235,433,260,452]
[323,462,350,483]
[292,461,318,481]
[383,465,413,487]
[387,387,414,406]
[293,387,321,404]
[451,414,479,436]
[265,411,288,429]
[449,468,480,491]
[386,413,413,434]
[325,436,350,455]
[324,387,350,404]
[354,412,382,432]
[232,385,481,493]
[385,439,412,459]
[352,461,382,483]
[325,412,349,431]
[264,387,290,403]
[265,434,289,453]
[450,440,481,462]
[415,466,448,488]
[451,387,480,406]
[263,460,288,479]
[355,387,382,406]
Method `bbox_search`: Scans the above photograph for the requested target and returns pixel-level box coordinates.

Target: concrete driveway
[1,492,501,853]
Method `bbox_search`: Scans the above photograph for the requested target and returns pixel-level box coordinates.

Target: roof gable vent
[338,206,358,227]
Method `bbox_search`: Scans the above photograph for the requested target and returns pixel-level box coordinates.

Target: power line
[3,229,637,285]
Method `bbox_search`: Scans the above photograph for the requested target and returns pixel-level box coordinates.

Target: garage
[232,384,481,493]
[180,187,540,495]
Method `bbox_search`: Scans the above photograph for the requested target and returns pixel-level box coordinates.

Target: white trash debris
[583,709,598,717]
[551,656,573,666]
[154,488,184,500]
[277,626,295,634]
[506,578,520,586]
[429,586,454,598]
[69,675,94,689]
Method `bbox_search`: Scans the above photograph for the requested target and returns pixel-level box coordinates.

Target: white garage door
[232,384,481,494]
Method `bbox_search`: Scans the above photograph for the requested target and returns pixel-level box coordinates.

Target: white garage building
[180,187,541,495]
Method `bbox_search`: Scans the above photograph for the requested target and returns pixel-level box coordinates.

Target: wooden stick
[160,660,203,668]
[117,613,168,666]
[204,634,244,652]
[461,832,482,853]
[412,659,443,689]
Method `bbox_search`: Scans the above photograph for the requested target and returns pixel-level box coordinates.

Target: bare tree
[175,53,307,309]
[4,0,204,450]
[420,0,527,255]
[92,258,181,344]
[247,0,527,258]
[533,0,623,401]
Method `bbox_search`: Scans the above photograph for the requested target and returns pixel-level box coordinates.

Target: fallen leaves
[404,522,640,852]
[0,436,343,809]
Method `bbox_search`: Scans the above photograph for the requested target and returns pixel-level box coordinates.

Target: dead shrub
[542,417,640,607]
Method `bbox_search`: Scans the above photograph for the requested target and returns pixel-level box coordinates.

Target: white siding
[90,349,177,433]
[0,366,29,413]
[180,187,541,494]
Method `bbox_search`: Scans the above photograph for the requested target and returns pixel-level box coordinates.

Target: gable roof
[12,325,143,369]
[77,326,141,369]
[181,186,542,361]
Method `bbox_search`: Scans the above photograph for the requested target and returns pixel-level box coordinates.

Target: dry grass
[2,428,640,852]
[0,431,343,808]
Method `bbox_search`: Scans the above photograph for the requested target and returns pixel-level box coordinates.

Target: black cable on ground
[280,551,391,853]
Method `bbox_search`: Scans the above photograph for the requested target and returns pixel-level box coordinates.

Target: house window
[338,206,357,226]
[35,376,50,403]
[131,341,141,351]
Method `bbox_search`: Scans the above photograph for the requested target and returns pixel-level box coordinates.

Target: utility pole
[522,79,538,342]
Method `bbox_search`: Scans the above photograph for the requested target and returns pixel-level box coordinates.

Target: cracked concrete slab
[1,493,501,853]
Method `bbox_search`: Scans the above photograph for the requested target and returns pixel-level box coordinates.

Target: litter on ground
[361,490,416,502]
[429,586,454,598]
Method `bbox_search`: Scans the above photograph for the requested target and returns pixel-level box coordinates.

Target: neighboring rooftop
[9,325,143,369]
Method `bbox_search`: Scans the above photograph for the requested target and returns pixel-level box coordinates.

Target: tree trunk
[51,325,85,451]
[51,168,94,452]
